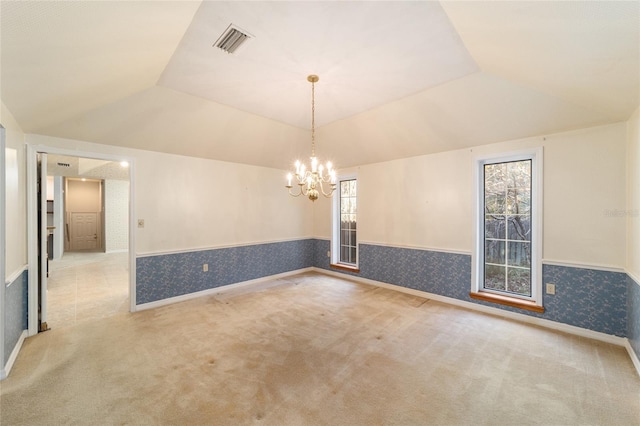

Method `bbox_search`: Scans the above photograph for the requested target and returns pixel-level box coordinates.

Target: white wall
[26,134,314,255]
[105,179,129,253]
[314,123,628,269]
[628,107,640,279]
[2,102,27,280]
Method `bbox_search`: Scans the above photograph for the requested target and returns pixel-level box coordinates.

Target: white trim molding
[626,269,640,288]
[5,265,28,287]
[1,330,27,380]
[357,240,472,256]
[135,237,315,258]
[543,259,626,274]
[625,340,640,378]
[0,126,6,377]
[135,267,313,311]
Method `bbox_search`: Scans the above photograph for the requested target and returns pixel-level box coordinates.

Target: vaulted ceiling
[1,1,638,169]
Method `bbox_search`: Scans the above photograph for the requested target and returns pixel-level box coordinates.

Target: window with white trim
[331,176,358,269]
[472,149,543,310]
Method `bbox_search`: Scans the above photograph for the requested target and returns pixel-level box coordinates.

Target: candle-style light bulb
[295,160,301,176]
[311,157,318,172]
[287,173,292,187]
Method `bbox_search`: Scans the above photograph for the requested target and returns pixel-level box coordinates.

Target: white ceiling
[1,1,638,169]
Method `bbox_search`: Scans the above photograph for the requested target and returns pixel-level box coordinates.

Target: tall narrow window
[484,160,532,296]
[472,149,542,311]
[339,179,357,264]
[332,176,358,271]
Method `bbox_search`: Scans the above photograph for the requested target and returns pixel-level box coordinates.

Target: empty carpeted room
[1,1,639,425]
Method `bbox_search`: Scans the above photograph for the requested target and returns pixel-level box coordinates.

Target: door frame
[0,126,6,370]
[65,178,104,252]
[26,144,136,336]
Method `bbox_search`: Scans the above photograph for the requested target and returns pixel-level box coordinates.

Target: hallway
[46,252,129,330]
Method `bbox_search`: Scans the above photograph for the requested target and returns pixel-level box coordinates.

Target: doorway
[27,146,135,335]
[65,178,103,252]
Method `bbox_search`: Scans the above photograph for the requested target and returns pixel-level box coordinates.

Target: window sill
[469,291,544,313]
[330,263,360,273]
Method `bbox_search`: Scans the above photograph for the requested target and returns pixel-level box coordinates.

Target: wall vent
[214,24,252,54]
[56,162,71,167]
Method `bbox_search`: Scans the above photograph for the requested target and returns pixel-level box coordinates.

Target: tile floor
[46,251,130,330]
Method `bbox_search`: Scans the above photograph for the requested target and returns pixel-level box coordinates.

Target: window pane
[485,163,507,193]
[485,265,505,291]
[507,216,530,241]
[484,193,506,215]
[508,241,531,267]
[340,229,347,244]
[485,240,505,265]
[485,217,506,239]
[341,199,349,214]
[507,268,531,296]
[507,188,530,215]
[507,160,531,188]
[350,247,357,263]
[350,180,357,196]
[341,181,349,197]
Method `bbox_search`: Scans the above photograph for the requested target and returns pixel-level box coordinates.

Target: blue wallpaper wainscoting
[628,275,640,360]
[542,265,627,337]
[137,240,314,304]
[4,270,28,364]
[314,240,628,337]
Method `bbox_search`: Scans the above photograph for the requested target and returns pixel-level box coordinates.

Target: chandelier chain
[311,79,316,157]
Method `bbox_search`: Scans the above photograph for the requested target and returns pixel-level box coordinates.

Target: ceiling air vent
[214,24,252,54]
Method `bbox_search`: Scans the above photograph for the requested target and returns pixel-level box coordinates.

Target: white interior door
[70,212,98,250]
[38,153,49,331]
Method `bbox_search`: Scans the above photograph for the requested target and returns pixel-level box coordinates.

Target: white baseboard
[313,267,627,347]
[1,330,28,380]
[625,340,640,378]
[135,267,314,312]
[105,249,129,254]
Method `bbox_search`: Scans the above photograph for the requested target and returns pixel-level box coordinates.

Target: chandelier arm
[318,181,337,197]
[287,183,310,197]
[287,186,303,197]
[319,174,333,183]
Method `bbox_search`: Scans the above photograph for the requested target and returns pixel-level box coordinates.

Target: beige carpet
[1,272,639,425]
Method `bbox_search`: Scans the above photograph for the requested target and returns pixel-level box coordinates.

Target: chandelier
[286,75,336,201]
